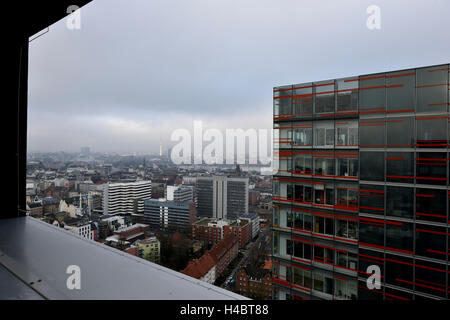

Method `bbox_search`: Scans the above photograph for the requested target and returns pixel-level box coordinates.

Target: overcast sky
[27,0,450,154]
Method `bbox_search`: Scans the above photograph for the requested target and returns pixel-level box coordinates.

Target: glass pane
[386,117,414,147]
[386,186,413,219]
[386,152,414,183]
[386,70,415,113]
[360,152,385,181]
[416,65,448,113]
[359,73,385,114]
[314,81,335,115]
[336,77,358,113]
[360,118,385,147]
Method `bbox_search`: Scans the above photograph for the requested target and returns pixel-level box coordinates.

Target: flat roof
[0,217,247,300]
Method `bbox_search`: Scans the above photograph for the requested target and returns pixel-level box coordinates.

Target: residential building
[102,180,152,215]
[113,223,150,243]
[272,63,449,300]
[192,217,252,248]
[134,237,160,263]
[196,176,249,220]
[236,265,272,300]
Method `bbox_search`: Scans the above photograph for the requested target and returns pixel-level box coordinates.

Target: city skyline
[27,0,450,154]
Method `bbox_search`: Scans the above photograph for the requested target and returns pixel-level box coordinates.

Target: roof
[0,217,247,299]
[181,252,216,279]
[208,233,238,263]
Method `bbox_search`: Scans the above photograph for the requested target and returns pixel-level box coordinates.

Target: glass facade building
[272,64,449,300]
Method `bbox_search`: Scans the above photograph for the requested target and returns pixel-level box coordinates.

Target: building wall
[272,63,450,301]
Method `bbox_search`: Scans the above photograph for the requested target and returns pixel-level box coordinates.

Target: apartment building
[102,180,152,215]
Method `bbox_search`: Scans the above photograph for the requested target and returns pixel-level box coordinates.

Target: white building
[166,185,194,202]
[64,222,94,240]
[102,180,152,215]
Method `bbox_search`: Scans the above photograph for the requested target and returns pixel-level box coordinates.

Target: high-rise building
[272,64,449,300]
[143,199,196,231]
[102,180,152,215]
[196,176,249,220]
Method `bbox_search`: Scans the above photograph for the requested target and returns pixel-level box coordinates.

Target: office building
[196,176,249,220]
[102,180,152,215]
[143,199,196,231]
[272,64,449,300]
[166,185,194,202]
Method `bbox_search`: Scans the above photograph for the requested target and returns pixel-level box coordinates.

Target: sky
[27,0,450,155]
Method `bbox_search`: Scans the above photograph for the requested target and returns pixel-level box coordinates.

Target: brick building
[235,261,272,300]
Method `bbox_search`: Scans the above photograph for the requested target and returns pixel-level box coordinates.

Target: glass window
[336,251,357,270]
[314,81,335,115]
[292,152,312,176]
[416,152,447,186]
[359,73,385,114]
[360,151,385,181]
[292,123,312,147]
[314,121,334,147]
[313,272,324,292]
[386,70,415,113]
[360,118,385,147]
[293,83,313,118]
[335,184,358,211]
[293,183,312,204]
[313,184,334,206]
[274,123,292,149]
[286,239,293,255]
[386,186,413,219]
[414,259,446,298]
[386,117,414,147]
[359,221,384,247]
[274,150,291,176]
[335,279,357,300]
[336,156,358,178]
[358,249,384,284]
[274,85,292,119]
[336,77,358,113]
[416,65,448,113]
[335,120,358,146]
[416,116,447,148]
[313,156,335,177]
[386,152,414,183]
[385,254,413,290]
[415,188,447,223]
[386,221,413,252]
[415,224,447,261]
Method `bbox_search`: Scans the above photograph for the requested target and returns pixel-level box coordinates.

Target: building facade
[102,180,152,215]
[143,199,196,231]
[196,176,249,220]
[166,185,194,202]
[272,64,449,300]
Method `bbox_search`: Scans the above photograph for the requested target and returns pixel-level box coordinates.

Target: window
[416,116,447,148]
[359,73,385,114]
[336,251,357,270]
[286,239,293,256]
[335,120,358,146]
[360,118,385,147]
[274,150,291,176]
[274,123,292,149]
[314,156,335,176]
[359,221,384,247]
[336,77,358,113]
[386,152,414,183]
[334,279,357,300]
[386,117,414,147]
[313,272,324,292]
[414,259,446,298]
[386,70,415,113]
[313,245,334,265]
[416,65,448,113]
[292,123,312,146]
[360,152,385,181]
[314,81,335,115]
[274,85,292,118]
[416,152,447,186]
[314,121,334,147]
[385,254,413,290]
[335,219,358,240]
[336,156,358,178]
[415,188,447,223]
[386,186,413,219]
[292,152,312,175]
[415,224,447,261]
[293,183,312,204]
[293,241,312,260]
[335,184,358,210]
[293,211,312,231]
[386,221,413,252]
[313,215,334,235]
[313,184,334,206]
[293,83,313,118]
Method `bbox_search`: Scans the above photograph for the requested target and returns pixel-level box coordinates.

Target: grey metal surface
[0,217,248,300]
[0,264,43,300]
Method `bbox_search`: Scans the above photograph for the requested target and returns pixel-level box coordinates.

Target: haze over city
[28,0,450,154]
